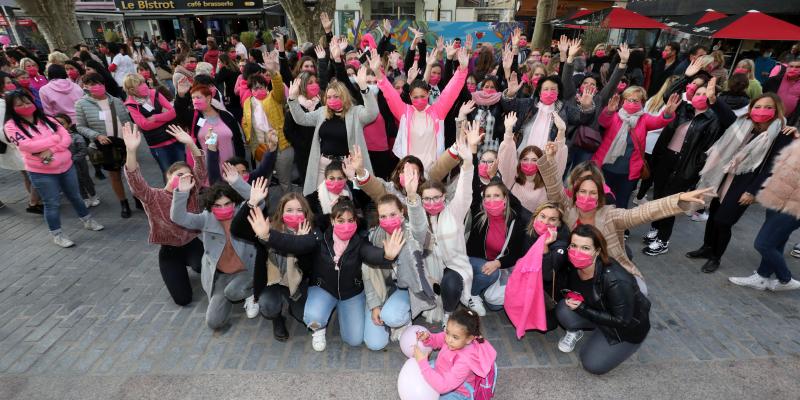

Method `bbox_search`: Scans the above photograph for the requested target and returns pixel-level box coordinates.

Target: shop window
[372,0,416,21]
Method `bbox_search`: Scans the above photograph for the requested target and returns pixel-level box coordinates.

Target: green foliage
[241,31,257,48]
[103,30,122,43]
[582,23,609,54]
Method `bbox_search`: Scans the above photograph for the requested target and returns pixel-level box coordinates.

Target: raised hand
[465,34,473,53]
[458,99,476,119]
[222,162,241,184]
[457,47,469,70]
[465,117,486,151]
[685,57,704,77]
[504,111,518,132]
[706,76,718,104]
[404,163,419,198]
[426,48,440,66]
[275,34,284,52]
[166,124,193,144]
[297,220,311,235]
[389,51,401,68]
[558,35,570,56]
[436,35,444,54]
[568,38,582,59]
[368,48,382,75]
[579,85,596,109]
[247,207,270,240]
[607,93,621,113]
[320,12,333,33]
[356,65,369,90]
[445,40,458,60]
[458,122,476,162]
[350,144,365,176]
[507,71,520,97]
[382,228,406,260]
[288,77,301,100]
[679,187,716,206]
[407,61,420,82]
[618,43,630,64]
[249,176,269,206]
[665,93,681,114]
[512,27,522,49]
[552,111,566,133]
[314,45,326,59]
[329,36,341,61]
[502,43,513,71]
[178,173,195,192]
[382,19,392,37]
[122,122,141,151]
[544,141,558,158]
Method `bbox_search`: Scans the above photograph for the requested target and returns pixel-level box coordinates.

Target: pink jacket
[124,89,176,131]
[30,74,48,91]
[592,108,674,180]
[38,79,85,120]
[418,332,497,397]
[378,67,467,124]
[4,118,73,174]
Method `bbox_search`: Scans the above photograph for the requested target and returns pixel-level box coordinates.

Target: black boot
[134,197,144,210]
[120,200,132,219]
[272,316,289,342]
[701,258,720,273]
[686,246,712,259]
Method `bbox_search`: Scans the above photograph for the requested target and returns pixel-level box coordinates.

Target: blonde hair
[195,62,214,77]
[697,54,715,70]
[526,201,564,236]
[324,81,353,119]
[646,76,679,113]
[47,51,69,66]
[123,73,146,95]
[592,43,607,53]
[622,86,648,103]
[736,59,756,80]
[711,50,725,67]
[20,57,37,69]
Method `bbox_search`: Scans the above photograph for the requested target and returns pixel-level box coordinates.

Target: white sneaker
[643,239,669,256]
[468,295,487,317]
[390,322,411,342]
[633,195,648,205]
[84,199,91,208]
[83,218,104,231]
[87,196,101,207]
[558,330,584,353]
[791,244,800,259]
[311,328,327,352]
[767,278,800,292]
[691,211,709,222]
[53,233,75,248]
[728,272,769,291]
[642,227,659,244]
[244,295,259,319]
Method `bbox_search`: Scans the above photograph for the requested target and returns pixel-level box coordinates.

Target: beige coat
[757,138,800,219]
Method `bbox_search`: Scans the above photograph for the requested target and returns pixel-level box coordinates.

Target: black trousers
[158,238,203,306]
[649,151,691,242]
[258,283,307,323]
[636,153,655,200]
[440,268,464,313]
[368,150,399,180]
[702,197,750,260]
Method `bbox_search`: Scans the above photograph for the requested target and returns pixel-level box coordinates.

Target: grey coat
[75,94,132,141]
[170,177,255,300]
[288,90,379,195]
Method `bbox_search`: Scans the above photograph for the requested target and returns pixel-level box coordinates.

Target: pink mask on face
[519,40,528,47]
[539,90,558,105]
[685,83,698,99]
[533,220,555,236]
[18,77,30,88]
[750,108,776,123]
[185,62,197,71]
[325,179,346,194]
[306,83,320,98]
[169,175,181,190]
[423,200,445,216]
[25,66,38,77]
[412,97,428,111]
[241,173,250,182]
[333,222,357,240]
[212,205,235,221]
[478,163,490,179]
[192,98,208,111]
[568,248,595,269]
[136,83,150,97]
[14,104,36,117]
[520,161,538,176]
[622,101,642,114]
[89,85,106,97]
[483,198,506,217]
[327,98,343,111]
[575,194,598,212]
[595,50,606,58]
[467,83,477,93]
[661,50,670,60]
[691,95,708,111]
[429,75,441,86]
[734,68,749,75]
[67,69,80,80]
[253,88,268,100]
[379,216,403,234]
[787,68,800,78]
[542,57,551,65]
[482,87,497,94]
[140,70,152,80]
[282,213,306,230]
[616,83,627,93]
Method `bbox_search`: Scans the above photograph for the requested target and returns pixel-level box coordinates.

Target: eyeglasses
[421,195,444,203]
[479,159,495,165]
[623,98,641,104]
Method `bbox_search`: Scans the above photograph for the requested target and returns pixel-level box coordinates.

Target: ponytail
[449,309,485,343]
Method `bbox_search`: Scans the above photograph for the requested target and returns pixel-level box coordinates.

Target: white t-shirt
[111,54,136,88]
[235,42,248,59]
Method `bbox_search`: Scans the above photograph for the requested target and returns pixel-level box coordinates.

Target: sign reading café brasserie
[114,0,263,11]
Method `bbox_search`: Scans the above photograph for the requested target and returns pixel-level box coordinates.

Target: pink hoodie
[418,332,497,397]
[38,79,85,120]
[4,118,73,174]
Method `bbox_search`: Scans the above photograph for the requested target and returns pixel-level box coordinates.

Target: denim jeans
[363,289,411,351]
[469,257,501,296]
[303,286,365,347]
[755,209,800,283]
[206,270,252,329]
[602,168,638,209]
[429,359,475,400]
[149,141,186,176]
[28,165,90,234]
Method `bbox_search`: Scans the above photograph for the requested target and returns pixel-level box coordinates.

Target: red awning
[560,6,668,30]
[699,10,800,40]
[696,10,728,25]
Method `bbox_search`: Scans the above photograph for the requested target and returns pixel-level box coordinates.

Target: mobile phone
[205,132,218,145]
[560,289,584,302]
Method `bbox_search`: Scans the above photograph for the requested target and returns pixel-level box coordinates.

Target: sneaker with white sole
[53,233,75,248]
[311,328,327,351]
[642,227,659,244]
[390,322,411,342]
[87,196,101,207]
[691,211,709,222]
[442,312,451,328]
[633,196,648,205]
[728,272,769,291]
[244,295,259,319]
[767,278,800,292]
[558,330,584,353]
[83,218,104,231]
[643,239,669,256]
[468,295,487,317]
[791,244,800,259]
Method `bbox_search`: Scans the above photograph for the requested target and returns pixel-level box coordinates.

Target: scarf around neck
[602,108,644,165]
[317,180,350,215]
[299,94,320,110]
[471,90,503,107]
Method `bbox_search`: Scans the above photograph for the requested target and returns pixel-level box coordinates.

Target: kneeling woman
[556,224,651,375]
[170,172,257,329]
[252,198,404,352]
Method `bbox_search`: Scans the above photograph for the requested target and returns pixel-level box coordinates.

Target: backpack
[472,362,498,400]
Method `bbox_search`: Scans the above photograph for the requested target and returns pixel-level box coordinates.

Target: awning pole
[729,39,743,80]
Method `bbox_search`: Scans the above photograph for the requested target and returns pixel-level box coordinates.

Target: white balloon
[399,325,432,358]
[397,358,439,400]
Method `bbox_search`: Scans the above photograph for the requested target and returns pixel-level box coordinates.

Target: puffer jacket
[75,94,132,141]
[757,137,800,218]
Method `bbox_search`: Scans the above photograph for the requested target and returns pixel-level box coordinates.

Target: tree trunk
[279,0,337,44]
[531,0,557,50]
[17,0,83,51]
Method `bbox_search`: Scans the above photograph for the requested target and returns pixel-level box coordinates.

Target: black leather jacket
[572,259,651,345]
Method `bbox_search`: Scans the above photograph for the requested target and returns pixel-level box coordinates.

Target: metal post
[1,6,22,45]
[729,39,743,79]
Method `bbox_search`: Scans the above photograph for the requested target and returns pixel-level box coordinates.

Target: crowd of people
[1,13,799,394]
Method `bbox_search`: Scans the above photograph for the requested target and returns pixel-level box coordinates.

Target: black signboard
[114,0,263,12]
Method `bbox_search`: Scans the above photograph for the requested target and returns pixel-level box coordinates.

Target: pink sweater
[4,118,73,174]
[38,79,85,120]
[418,332,497,397]
[592,108,674,180]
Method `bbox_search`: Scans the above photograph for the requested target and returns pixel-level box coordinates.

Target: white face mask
[134,41,141,47]
[368,84,378,94]
[349,76,357,84]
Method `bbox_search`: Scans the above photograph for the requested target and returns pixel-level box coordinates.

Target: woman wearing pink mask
[732,59,762,100]
[250,198,404,351]
[306,160,354,218]
[284,71,322,187]
[170,167,259,330]
[692,93,799,273]
[188,83,246,176]
[362,173,432,350]
[12,67,42,108]
[378,47,470,170]
[38,64,84,121]
[587,43,609,75]
[122,123,207,306]
[538,139,712,280]
[498,111,568,213]
[763,59,800,125]
[137,62,173,102]
[124,73,182,175]
[172,54,197,128]
[467,76,506,140]
[76,72,134,217]
[20,58,47,91]
[592,86,681,210]
[555,224,651,375]
[230,192,313,341]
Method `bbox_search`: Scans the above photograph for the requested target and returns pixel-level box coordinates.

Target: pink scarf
[504,231,548,338]
[471,90,503,107]
[332,234,349,265]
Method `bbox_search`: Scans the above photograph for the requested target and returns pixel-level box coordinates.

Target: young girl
[414,309,497,399]
[54,113,97,208]
[306,160,353,218]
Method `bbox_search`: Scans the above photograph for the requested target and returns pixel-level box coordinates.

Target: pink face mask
[26,66,38,77]
[89,85,106,97]
[67,69,80,80]
[733,68,749,75]
[412,97,428,111]
[685,83,698,99]
[398,173,406,188]
[379,216,403,234]
[253,88,268,100]
[327,98,343,111]
[467,83,477,93]
[616,83,627,93]
[478,163,490,179]
[325,179,346,194]
[691,95,708,111]
[483,198,506,217]
[595,50,606,58]
[661,50,670,60]
[575,194,598,212]
[306,83,320,98]
[192,98,208,111]
[241,173,250,182]
[169,175,181,191]
[136,83,150,98]
[212,205,235,221]
[539,90,558,105]
[333,222,357,240]
[482,87,497,94]
[622,101,642,114]
[13,104,36,117]
[520,161,538,176]
[568,248,595,269]
[750,108,775,123]
[429,75,441,86]
[787,68,800,78]
[282,213,305,230]
[423,199,445,216]
[533,220,555,236]
[140,70,152,80]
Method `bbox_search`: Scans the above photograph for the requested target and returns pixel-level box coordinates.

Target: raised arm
[446,126,476,221]
[429,49,469,119]
[170,186,206,230]
[537,140,571,211]
[288,78,324,127]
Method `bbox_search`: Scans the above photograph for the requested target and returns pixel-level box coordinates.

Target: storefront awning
[121,9,263,17]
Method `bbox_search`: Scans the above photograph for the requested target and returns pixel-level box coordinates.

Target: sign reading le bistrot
[114,0,263,11]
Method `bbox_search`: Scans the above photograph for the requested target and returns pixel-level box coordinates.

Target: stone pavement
[0,148,799,399]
